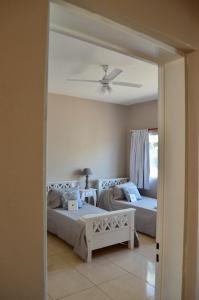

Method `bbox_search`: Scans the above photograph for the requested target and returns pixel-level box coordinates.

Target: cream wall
[127,100,158,130]
[1,1,199,300]
[183,49,199,300]
[0,1,48,300]
[47,93,128,183]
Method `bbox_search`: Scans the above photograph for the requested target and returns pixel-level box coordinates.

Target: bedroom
[47,13,159,300]
[2,0,196,299]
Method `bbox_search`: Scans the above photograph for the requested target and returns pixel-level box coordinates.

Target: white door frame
[48,2,186,299]
[157,58,186,300]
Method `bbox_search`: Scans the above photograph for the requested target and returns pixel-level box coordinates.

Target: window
[149,132,158,179]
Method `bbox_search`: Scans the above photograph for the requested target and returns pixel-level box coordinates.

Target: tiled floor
[48,233,156,300]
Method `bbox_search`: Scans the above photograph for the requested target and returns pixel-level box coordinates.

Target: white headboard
[97,177,129,196]
[46,180,80,192]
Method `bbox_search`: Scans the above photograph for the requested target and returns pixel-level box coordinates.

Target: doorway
[46,1,186,299]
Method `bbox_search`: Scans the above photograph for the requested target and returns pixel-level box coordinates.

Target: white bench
[81,208,135,262]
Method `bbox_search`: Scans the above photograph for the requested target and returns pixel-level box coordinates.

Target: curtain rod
[148,128,158,131]
[130,128,158,133]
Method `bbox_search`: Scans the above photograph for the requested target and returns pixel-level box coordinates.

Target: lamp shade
[83,168,92,176]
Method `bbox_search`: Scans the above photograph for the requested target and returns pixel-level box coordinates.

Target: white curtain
[130,129,150,189]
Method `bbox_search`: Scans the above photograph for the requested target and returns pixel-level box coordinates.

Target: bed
[47,180,135,262]
[97,178,157,238]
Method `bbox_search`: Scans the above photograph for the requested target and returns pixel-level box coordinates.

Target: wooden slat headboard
[46,180,80,192]
[97,177,129,196]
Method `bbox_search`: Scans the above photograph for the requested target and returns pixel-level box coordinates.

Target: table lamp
[83,168,92,189]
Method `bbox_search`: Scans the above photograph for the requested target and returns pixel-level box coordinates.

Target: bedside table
[80,188,97,206]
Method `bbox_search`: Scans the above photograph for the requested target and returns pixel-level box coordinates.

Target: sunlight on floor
[48,233,156,300]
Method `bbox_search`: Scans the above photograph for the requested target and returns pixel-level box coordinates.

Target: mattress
[98,191,157,237]
[116,196,157,211]
[47,203,106,260]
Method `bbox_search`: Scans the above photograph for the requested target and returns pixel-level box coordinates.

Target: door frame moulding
[50,0,184,65]
[48,1,186,299]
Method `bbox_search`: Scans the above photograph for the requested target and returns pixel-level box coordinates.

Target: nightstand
[80,188,97,206]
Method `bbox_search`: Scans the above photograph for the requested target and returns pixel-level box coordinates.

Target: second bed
[97,178,157,238]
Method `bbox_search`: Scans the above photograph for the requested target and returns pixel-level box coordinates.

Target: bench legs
[128,239,134,249]
[87,248,92,263]
[128,229,134,249]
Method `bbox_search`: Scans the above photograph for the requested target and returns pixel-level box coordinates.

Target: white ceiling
[48,31,158,105]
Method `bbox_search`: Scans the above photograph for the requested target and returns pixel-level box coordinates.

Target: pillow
[123,191,137,203]
[47,189,63,208]
[121,181,142,200]
[62,193,69,210]
[62,188,83,209]
[112,186,126,200]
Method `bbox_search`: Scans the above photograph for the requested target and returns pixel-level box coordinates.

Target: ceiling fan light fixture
[107,84,112,93]
[100,85,107,94]
[66,65,143,94]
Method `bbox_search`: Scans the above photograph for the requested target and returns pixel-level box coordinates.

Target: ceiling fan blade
[112,81,142,88]
[67,79,99,83]
[105,68,122,81]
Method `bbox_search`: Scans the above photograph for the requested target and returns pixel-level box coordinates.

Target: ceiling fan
[67,65,143,93]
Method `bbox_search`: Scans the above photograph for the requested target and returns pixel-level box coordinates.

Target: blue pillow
[62,188,83,209]
[121,182,142,201]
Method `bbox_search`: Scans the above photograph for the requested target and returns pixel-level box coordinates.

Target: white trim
[52,0,180,54]
[50,23,158,65]
[161,58,186,299]
[50,0,182,64]
[155,65,165,299]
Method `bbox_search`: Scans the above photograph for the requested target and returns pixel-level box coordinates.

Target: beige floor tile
[48,239,71,254]
[47,234,156,299]
[99,273,155,300]
[94,243,130,257]
[48,269,93,300]
[105,250,155,286]
[75,256,127,284]
[136,243,156,262]
[48,253,75,273]
[58,249,83,265]
[94,234,156,261]
[133,234,156,262]
[48,245,56,256]
[139,234,155,246]
[61,286,111,300]
[47,233,56,241]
